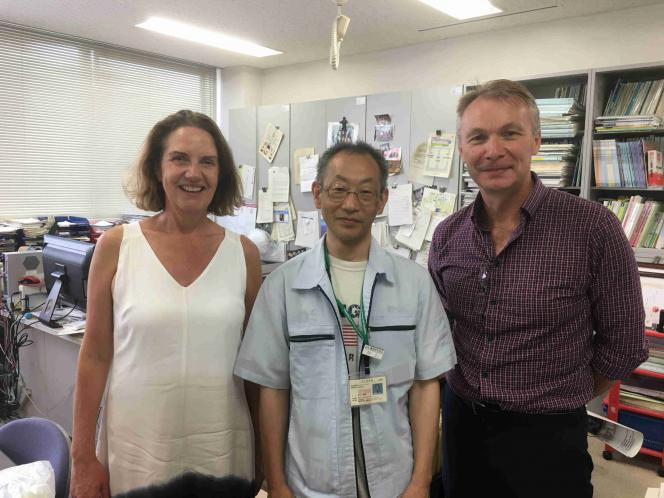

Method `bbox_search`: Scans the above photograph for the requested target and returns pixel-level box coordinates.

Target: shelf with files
[589,63,664,199]
[603,329,664,476]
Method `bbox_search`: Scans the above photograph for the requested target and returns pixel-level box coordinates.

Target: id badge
[348,374,388,407]
[361,344,384,360]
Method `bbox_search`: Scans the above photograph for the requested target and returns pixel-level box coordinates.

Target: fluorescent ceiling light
[418,0,502,20]
[136,17,282,57]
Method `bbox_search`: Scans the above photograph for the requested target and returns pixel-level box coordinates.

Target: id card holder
[348,373,388,407]
[361,344,384,360]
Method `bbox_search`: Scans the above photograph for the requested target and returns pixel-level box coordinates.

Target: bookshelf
[603,329,664,476]
[589,63,664,263]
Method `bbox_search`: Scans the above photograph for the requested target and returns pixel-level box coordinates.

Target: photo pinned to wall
[259,123,284,163]
[374,114,394,142]
[382,147,402,176]
[327,116,360,147]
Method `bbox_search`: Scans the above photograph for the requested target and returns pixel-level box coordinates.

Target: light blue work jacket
[235,236,456,498]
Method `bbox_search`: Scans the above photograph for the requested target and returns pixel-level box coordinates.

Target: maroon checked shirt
[429,175,648,413]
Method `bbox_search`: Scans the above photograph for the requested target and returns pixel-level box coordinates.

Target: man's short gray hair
[457,79,540,135]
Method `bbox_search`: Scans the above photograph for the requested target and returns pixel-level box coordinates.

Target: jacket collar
[293,234,396,290]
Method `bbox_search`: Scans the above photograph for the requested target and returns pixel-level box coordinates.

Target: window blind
[0,23,216,219]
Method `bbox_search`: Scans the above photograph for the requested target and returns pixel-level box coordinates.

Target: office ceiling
[1,0,660,69]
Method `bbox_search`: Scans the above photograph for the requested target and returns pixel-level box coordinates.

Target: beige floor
[590,436,663,498]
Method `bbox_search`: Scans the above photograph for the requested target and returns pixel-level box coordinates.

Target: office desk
[17,318,81,435]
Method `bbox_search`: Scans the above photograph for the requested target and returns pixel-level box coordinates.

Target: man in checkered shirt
[428,79,648,498]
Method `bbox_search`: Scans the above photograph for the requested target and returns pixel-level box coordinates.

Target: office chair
[0,417,71,498]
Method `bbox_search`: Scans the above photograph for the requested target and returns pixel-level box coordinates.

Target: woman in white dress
[70,110,263,497]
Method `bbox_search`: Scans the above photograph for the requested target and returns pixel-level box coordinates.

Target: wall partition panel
[228,107,258,201]
[256,104,291,191]
[289,100,326,211]
[410,85,462,198]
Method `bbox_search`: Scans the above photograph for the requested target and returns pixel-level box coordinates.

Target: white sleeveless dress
[97,222,253,495]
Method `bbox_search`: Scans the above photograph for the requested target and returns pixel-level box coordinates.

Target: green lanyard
[324,243,370,345]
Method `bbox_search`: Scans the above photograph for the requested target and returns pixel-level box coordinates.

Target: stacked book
[535,98,584,188]
[11,217,50,248]
[459,170,478,208]
[604,196,664,248]
[603,79,664,117]
[595,115,662,133]
[593,138,664,187]
[53,216,91,242]
[554,83,587,106]
[537,98,584,138]
[532,142,580,188]
[620,334,664,413]
[0,224,19,254]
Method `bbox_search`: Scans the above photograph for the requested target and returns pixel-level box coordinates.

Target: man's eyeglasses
[325,186,379,205]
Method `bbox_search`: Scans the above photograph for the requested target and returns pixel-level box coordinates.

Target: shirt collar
[471,172,547,227]
[293,234,396,289]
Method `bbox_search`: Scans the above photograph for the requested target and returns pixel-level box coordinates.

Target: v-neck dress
[97,222,253,494]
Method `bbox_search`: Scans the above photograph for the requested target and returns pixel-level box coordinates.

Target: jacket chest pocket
[289,327,336,400]
[369,323,416,386]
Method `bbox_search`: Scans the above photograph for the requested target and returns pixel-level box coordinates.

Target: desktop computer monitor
[39,235,95,328]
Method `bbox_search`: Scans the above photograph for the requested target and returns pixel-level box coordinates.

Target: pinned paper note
[237,164,256,200]
[259,123,284,163]
[421,188,456,216]
[274,202,295,242]
[294,211,320,248]
[294,147,315,184]
[387,183,413,226]
[395,208,431,251]
[408,143,434,185]
[216,205,257,236]
[299,154,319,193]
[423,133,456,178]
[268,166,290,203]
[256,189,273,223]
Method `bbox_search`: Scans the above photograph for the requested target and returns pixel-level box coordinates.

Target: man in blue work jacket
[235,141,456,498]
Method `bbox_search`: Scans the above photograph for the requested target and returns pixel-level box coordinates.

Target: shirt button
[490,299,498,305]
[481,371,488,379]
[487,336,494,343]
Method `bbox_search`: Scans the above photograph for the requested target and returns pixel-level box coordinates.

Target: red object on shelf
[603,329,664,473]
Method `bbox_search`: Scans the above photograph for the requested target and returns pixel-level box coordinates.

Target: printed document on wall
[387,183,413,226]
[395,208,431,251]
[293,147,315,184]
[274,203,295,242]
[408,143,434,185]
[294,211,320,248]
[268,166,290,203]
[421,188,456,216]
[423,133,456,178]
[299,154,319,193]
[256,189,274,223]
[216,204,257,236]
[237,164,256,200]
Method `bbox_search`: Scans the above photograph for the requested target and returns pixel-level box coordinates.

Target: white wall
[218,65,262,136]
[245,4,664,106]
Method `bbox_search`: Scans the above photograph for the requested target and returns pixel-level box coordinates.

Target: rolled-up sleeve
[414,269,457,380]
[234,272,291,389]
[589,209,648,379]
